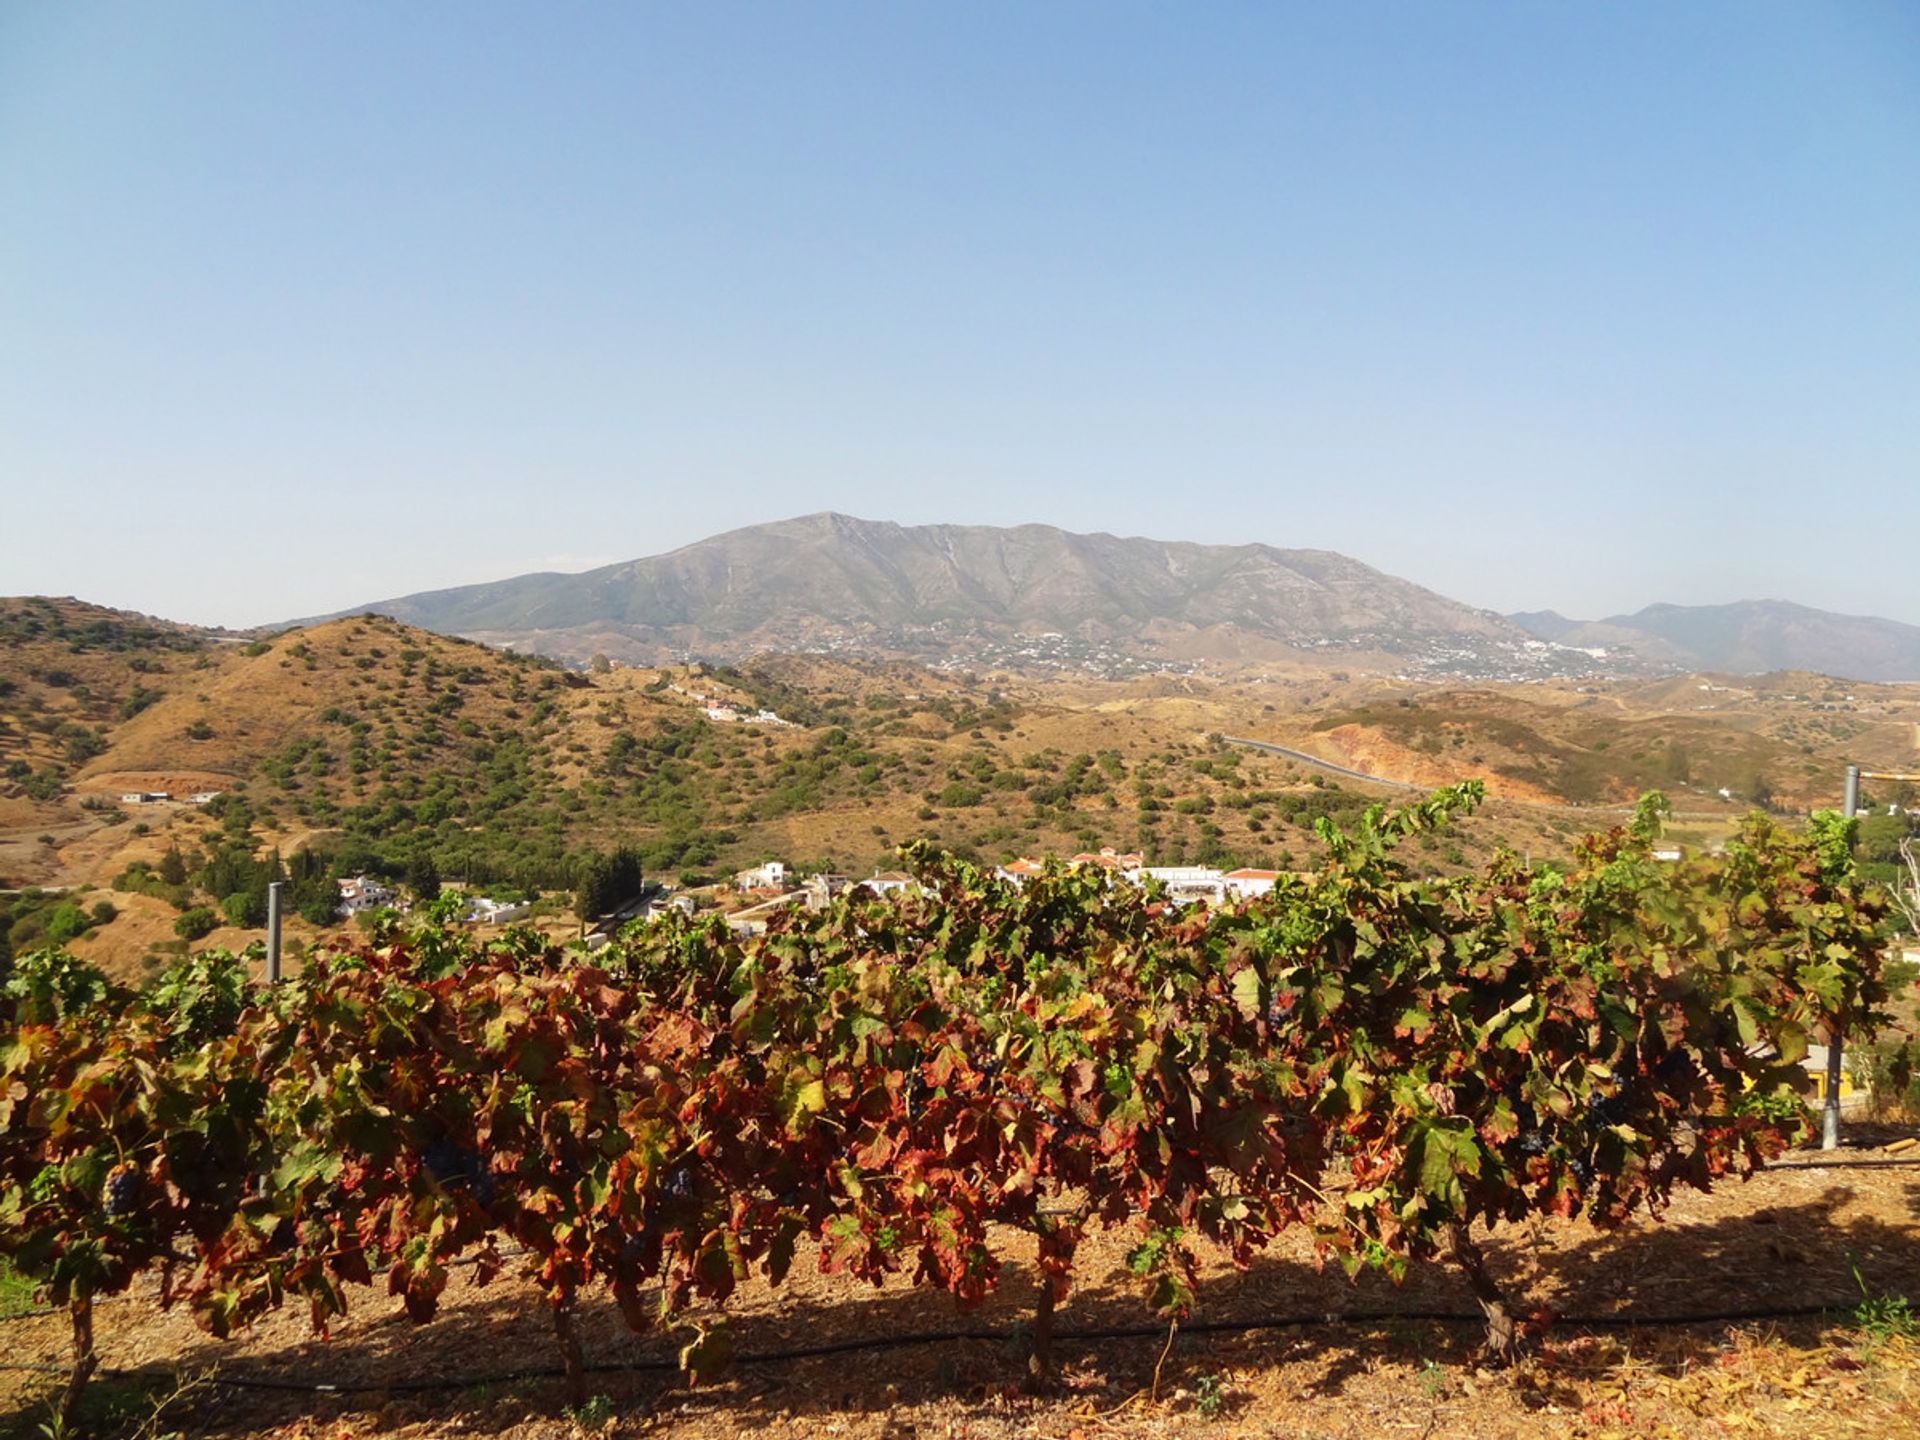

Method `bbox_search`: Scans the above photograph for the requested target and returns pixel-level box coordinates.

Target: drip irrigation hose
[0,1244,536,1323]
[0,1300,1855,1397]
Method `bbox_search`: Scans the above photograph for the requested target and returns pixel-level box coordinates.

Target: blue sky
[2,3,1916,628]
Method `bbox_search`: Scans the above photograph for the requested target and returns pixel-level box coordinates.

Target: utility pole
[1821,767,1861,1149]
[266,880,284,984]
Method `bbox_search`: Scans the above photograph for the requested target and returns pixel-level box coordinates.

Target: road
[1222,735,1736,819]
[1221,736,1420,790]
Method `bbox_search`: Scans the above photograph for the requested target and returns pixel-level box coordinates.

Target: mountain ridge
[291,512,1920,682]
[293,512,1539,676]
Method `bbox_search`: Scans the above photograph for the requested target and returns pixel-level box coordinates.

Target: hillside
[303,512,1561,676]
[1510,600,1920,682]
[10,597,1916,980]
[0,597,227,826]
[11,605,1540,977]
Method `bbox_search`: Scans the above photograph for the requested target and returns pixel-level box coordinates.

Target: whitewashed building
[337,875,396,916]
[1222,868,1282,901]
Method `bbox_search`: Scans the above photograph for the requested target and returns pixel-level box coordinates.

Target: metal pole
[1822,764,1861,1152]
[266,881,283,984]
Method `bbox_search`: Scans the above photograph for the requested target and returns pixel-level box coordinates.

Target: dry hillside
[7,598,1915,981]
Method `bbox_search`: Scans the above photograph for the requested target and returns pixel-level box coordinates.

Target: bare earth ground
[4,1136,1918,1440]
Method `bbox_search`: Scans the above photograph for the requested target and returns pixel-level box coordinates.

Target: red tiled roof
[1068,851,1143,868]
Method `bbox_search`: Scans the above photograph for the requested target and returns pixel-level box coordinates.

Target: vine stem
[1150,1315,1178,1402]
[61,1295,97,1431]
[551,1294,587,1408]
[1446,1222,1519,1361]
[1023,1273,1055,1393]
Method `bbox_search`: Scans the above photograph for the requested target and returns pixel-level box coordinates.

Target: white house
[1222,868,1282,901]
[1136,865,1228,905]
[467,896,530,925]
[861,870,915,896]
[803,873,852,909]
[337,875,395,916]
[734,860,787,891]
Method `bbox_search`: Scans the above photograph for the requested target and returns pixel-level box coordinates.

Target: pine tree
[406,854,441,902]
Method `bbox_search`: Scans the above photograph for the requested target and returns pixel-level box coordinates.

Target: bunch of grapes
[102,1163,141,1218]
[1585,1083,1632,1129]
[422,1136,497,1207]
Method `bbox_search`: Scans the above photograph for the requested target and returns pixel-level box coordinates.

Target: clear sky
[2,3,1916,629]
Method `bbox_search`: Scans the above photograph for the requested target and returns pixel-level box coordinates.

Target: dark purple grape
[422,1137,466,1184]
[103,1166,140,1217]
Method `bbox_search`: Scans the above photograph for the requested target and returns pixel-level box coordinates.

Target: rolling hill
[9,595,1917,981]
[13,602,1519,976]
[1509,601,1920,682]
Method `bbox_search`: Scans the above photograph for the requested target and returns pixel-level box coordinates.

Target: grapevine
[0,790,1892,1419]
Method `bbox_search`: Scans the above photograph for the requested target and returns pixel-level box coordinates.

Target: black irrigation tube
[0,1245,538,1324]
[0,1302,1854,1397]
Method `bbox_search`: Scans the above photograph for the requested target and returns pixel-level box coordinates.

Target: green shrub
[221,892,264,928]
[173,907,218,941]
[43,903,89,946]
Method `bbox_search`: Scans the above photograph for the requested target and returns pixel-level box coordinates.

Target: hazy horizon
[4,4,1916,628]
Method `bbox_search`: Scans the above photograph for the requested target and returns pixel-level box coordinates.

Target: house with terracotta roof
[1067,848,1144,872]
[996,857,1046,886]
[1222,868,1282,900]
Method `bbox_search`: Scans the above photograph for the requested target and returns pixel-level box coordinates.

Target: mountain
[301,513,1538,673]
[1508,601,1920,683]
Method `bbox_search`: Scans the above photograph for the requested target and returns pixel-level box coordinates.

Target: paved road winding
[1221,736,1420,789]
[1222,735,1738,819]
